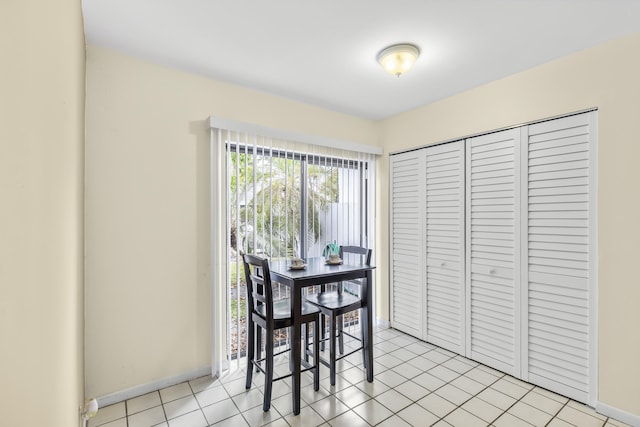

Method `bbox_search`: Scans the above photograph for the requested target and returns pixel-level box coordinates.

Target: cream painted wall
[85,28,639,420]
[84,45,381,397]
[0,0,85,426]
[379,32,640,417]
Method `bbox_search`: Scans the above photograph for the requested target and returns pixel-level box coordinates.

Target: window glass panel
[225,140,369,362]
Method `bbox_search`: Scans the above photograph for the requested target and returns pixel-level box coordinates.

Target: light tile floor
[89,327,631,427]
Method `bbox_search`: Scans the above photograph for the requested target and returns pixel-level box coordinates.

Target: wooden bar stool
[242,254,321,411]
[306,246,372,385]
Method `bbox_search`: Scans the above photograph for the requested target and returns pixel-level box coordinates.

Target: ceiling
[82,0,640,120]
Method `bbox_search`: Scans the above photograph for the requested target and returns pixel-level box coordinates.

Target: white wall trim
[588,111,599,406]
[95,366,211,407]
[210,128,227,378]
[376,318,390,329]
[207,116,383,155]
[388,107,598,157]
[596,401,640,427]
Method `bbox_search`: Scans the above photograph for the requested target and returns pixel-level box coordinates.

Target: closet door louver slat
[524,112,596,404]
[390,151,425,338]
[425,141,465,354]
[466,129,520,375]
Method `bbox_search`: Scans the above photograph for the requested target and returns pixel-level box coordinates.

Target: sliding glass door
[225,137,371,364]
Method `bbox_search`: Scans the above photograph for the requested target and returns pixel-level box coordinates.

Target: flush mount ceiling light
[377,43,420,77]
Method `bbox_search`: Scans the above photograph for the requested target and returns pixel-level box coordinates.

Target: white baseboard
[596,401,640,427]
[96,366,212,408]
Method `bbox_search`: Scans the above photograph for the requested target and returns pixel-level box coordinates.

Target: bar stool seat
[305,292,361,312]
[255,300,322,321]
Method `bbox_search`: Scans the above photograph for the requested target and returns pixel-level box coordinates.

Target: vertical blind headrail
[207,116,383,156]
[226,142,364,169]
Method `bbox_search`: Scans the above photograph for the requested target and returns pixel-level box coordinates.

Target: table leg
[291,286,302,415]
[364,270,374,382]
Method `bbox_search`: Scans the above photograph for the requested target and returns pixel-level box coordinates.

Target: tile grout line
[376,343,479,426]
[383,339,478,423]
[159,391,169,426]
[186,377,211,427]
[486,385,540,427]
[319,333,407,426]
[118,328,613,427]
[372,343,455,425]
[428,361,505,426]
[543,400,574,427]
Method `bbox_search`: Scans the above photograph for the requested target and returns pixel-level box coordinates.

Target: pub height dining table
[268,256,376,415]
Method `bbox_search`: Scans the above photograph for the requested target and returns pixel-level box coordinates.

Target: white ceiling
[82,0,640,120]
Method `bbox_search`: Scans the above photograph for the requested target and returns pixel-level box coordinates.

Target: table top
[269,257,375,283]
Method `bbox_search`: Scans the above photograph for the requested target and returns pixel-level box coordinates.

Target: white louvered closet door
[425,141,465,354]
[523,111,597,405]
[466,129,521,375]
[390,150,425,338]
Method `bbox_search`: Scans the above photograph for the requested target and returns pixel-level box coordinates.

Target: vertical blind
[210,120,378,375]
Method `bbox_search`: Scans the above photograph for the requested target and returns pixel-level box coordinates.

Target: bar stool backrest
[339,245,372,265]
[243,253,274,326]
